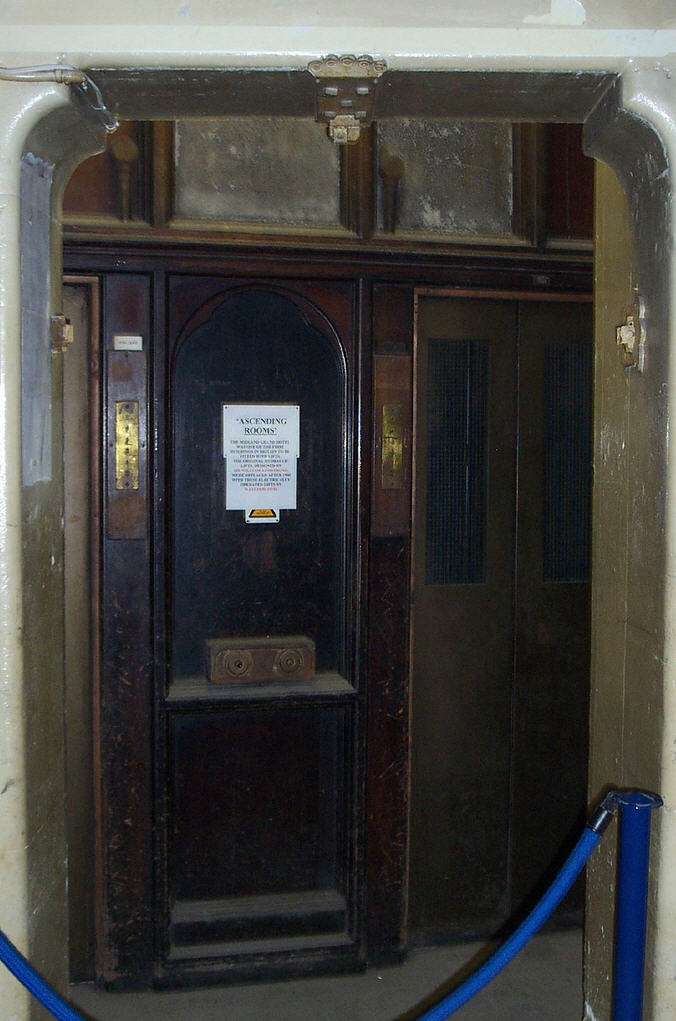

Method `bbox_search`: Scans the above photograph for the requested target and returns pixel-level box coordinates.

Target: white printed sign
[222,404,300,523]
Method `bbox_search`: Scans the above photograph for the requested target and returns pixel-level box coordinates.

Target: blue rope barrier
[0,789,660,1021]
[415,824,602,1021]
[0,928,87,1021]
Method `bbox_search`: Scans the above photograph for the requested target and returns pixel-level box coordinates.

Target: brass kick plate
[115,400,140,491]
[382,403,404,489]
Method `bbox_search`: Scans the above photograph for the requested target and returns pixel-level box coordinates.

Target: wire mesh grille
[426,339,489,585]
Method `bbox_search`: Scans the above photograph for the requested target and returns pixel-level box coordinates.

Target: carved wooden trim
[151,121,174,228]
[512,123,547,248]
[340,123,375,238]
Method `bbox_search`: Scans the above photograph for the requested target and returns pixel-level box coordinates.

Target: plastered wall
[584,157,660,1020]
[2,5,676,1021]
[2,3,676,72]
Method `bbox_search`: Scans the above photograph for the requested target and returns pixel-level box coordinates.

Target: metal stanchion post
[612,790,663,1021]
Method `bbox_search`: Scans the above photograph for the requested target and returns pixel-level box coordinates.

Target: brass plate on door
[206,635,316,684]
[382,403,404,489]
[115,400,140,491]
[373,353,411,537]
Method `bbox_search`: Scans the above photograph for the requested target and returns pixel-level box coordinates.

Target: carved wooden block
[206,635,316,684]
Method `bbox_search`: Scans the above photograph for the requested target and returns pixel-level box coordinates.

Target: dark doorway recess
[63,244,591,988]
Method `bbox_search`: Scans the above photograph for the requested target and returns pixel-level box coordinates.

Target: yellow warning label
[248,508,276,519]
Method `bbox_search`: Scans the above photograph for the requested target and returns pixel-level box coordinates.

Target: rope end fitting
[587,788,663,836]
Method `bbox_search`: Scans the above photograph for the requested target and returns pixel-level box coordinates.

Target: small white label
[113,334,143,351]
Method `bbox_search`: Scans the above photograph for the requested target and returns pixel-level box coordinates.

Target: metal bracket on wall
[308,54,387,144]
[616,295,646,371]
[50,314,74,354]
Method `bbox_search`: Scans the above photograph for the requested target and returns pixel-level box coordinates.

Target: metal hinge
[616,295,646,371]
[51,314,74,354]
[308,54,386,144]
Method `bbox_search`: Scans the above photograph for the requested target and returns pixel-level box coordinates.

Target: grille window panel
[426,340,489,585]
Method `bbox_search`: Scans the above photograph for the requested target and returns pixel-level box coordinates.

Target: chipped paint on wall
[525,0,586,26]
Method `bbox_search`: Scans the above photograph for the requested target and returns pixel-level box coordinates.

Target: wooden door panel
[410,298,518,937]
[511,300,592,915]
[156,277,364,984]
[63,278,99,981]
[96,270,370,987]
[409,293,591,942]
[169,707,349,901]
[366,283,413,963]
[98,272,154,986]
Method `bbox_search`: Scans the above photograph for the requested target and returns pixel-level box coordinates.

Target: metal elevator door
[409,294,592,941]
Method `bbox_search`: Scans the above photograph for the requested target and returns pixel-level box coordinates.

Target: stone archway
[2,61,675,1019]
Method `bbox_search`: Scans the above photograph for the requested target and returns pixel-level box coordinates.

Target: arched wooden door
[97,273,367,987]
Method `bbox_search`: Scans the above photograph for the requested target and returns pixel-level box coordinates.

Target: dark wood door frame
[62,275,102,982]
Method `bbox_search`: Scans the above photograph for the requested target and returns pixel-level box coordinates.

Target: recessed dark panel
[171,288,346,678]
[169,706,348,903]
[546,124,594,240]
[544,340,592,582]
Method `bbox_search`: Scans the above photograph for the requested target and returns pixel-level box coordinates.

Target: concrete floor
[69,928,583,1021]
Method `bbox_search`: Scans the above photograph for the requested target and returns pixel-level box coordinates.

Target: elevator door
[410,295,591,940]
[164,282,358,985]
[97,273,365,987]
